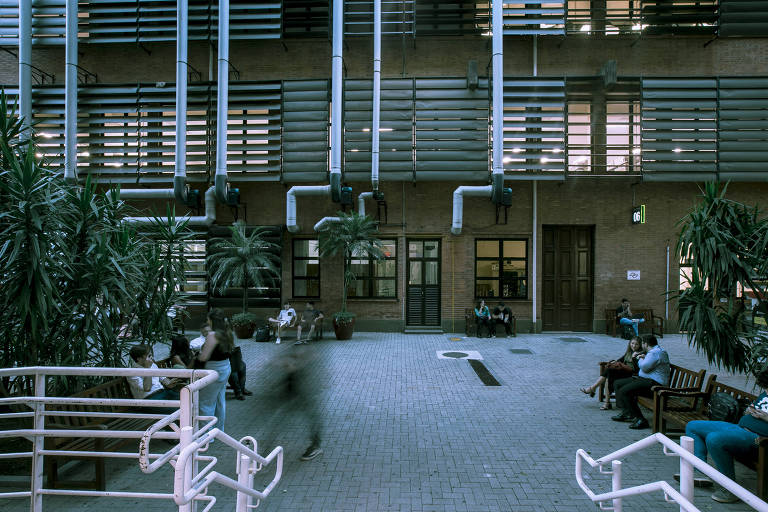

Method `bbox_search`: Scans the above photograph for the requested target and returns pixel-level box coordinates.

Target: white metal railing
[0,366,283,512]
[576,433,768,511]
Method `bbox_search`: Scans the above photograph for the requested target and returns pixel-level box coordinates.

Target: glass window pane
[477,240,499,258]
[307,240,319,257]
[476,279,500,298]
[409,261,422,285]
[294,240,309,257]
[347,279,368,298]
[476,260,499,277]
[409,241,423,258]
[425,261,439,284]
[294,260,319,277]
[373,260,395,277]
[502,277,527,299]
[294,280,307,296]
[374,279,396,297]
[381,241,396,258]
[502,241,526,259]
[351,261,369,277]
[424,241,439,258]
[306,279,319,297]
[502,259,525,274]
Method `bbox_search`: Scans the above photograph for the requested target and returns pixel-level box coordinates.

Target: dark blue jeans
[685,420,758,480]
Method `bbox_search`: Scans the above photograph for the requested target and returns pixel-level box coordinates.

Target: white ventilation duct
[124,187,216,226]
[357,191,374,217]
[286,185,331,233]
[119,189,176,199]
[18,1,31,137]
[450,185,492,235]
[314,216,340,232]
[64,0,78,183]
[490,0,504,203]
[371,0,381,193]
[214,0,238,206]
[174,0,193,206]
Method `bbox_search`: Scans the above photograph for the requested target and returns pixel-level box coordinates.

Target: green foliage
[317,211,383,315]
[674,182,768,373]
[231,312,259,329]
[207,222,280,314]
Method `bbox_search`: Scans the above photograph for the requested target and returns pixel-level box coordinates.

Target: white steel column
[491,0,503,184]
[64,0,78,182]
[331,0,343,186]
[371,0,381,192]
[532,181,537,331]
[18,1,31,137]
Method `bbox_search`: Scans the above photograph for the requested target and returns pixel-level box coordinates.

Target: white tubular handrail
[174,426,283,508]
[576,433,768,512]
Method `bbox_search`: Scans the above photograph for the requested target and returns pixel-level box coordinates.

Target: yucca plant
[674,182,768,373]
[317,211,383,325]
[207,222,280,317]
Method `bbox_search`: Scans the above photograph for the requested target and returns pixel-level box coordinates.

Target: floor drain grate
[559,337,589,343]
[509,348,533,354]
[442,351,468,358]
[468,360,501,386]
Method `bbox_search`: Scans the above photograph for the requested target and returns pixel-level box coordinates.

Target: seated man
[127,345,181,401]
[492,302,514,337]
[190,324,211,353]
[295,301,324,345]
[684,367,768,504]
[611,335,669,429]
[617,298,645,337]
[268,301,297,344]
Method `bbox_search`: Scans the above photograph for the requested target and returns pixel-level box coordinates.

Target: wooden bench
[270,310,324,341]
[45,372,176,490]
[605,307,665,339]
[654,377,768,499]
[464,307,516,337]
[635,364,707,433]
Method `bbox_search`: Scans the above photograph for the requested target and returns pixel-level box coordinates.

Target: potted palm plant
[317,211,384,340]
[207,222,280,339]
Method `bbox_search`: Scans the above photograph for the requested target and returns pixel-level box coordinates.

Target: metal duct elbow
[287,185,331,233]
[123,187,215,226]
[451,185,492,235]
[357,191,374,217]
[314,216,340,232]
[491,173,504,205]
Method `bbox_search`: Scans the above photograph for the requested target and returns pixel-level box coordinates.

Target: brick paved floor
[2,332,764,511]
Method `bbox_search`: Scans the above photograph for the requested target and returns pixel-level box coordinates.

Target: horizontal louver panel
[282,0,329,37]
[281,79,329,181]
[414,77,489,176]
[414,1,486,36]
[718,0,768,36]
[641,78,717,179]
[717,77,768,179]
[504,1,565,35]
[406,286,422,325]
[423,286,441,326]
[641,0,718,35]
[344,0,414,35]
[503,79,565,174]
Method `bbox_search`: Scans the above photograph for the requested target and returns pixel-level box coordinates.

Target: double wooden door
[405,239,441,326]
[541,226,594,331]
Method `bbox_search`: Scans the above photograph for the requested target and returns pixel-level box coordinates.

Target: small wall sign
[632,205,646,224]
[627,270,641,280]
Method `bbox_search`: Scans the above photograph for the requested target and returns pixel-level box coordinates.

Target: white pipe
[119,189,176,199]
[371,0,381,192]
[64,0,78,182]
[286,185,331,233]
[215,0,234,205]
[532,181,537,331]
[330,0,343,194]
[450,185,492,235]
[665,242,670,320]
[491,0,503,184]
[314,217,340,232]
[124,186,216,226]
[358,191,374,217]
[18,0,31,137]
[174,0,189,204]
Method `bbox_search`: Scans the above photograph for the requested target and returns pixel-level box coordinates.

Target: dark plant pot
[333,317,355,340]
[233,323,255,339]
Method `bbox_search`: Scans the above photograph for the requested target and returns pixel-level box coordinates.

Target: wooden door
[542,226,593,331]
[406,239,441,326]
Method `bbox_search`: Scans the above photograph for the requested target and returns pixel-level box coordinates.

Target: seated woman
[617,299,645,337]
[169,334,194,368]
[473,300,492,338]
[580,336,644,410]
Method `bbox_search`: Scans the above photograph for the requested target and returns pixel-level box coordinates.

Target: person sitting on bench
[295,301,324,345]
[473,300,492,338]
[492,302,514,337]
[268,301,297,344]
[127,345,181,401]
[617,298,645,337]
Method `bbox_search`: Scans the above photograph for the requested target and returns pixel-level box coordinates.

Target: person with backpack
[684,367,768,504]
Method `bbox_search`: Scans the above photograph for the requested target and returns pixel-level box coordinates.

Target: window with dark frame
[292,239,320,298]
[475,239,528,300]
[348,239,397,299]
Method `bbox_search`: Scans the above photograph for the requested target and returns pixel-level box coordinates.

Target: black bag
[707,392,746,423]
[253,325,270,342]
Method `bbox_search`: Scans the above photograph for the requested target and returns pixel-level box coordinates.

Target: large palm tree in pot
[317,211,383,339]
[207,222,280,338]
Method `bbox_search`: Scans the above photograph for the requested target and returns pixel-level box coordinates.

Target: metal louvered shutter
[503,1,565,36]
[641,78,717,181]
[717,77,768,180]
[718,0,768,36]
[344,0,414,35]
[423,286,440,326]
[281,79,329,182]
[414,1,485,36]
[282,0,329,38]
[503,78,565,176]
[641,0,717,36]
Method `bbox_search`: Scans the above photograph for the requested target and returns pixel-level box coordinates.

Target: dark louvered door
[406,239,441,326]
[542,226,593,331]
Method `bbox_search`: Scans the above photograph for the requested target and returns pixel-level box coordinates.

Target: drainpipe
[450,185,492,235]
[64,0,78,183]
[314,216,340,232]
[329,0,343,202]
[490,0,504,204]
[174,0,197,207]
[358,191,374,216]
[286,185,331,233]
[371,0,381,194]
[215,0,238,206]
[124,187,216,226]
[18,1,31,137]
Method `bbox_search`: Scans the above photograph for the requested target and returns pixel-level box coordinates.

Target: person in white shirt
[127,345,181,401]
[268,301,296,344]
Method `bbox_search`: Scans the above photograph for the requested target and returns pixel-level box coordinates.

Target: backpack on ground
[707,392,747,423]
[253,325,270,342]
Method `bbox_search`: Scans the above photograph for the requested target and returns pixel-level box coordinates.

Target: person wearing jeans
[617,298,645,336]
[685,368,768,504]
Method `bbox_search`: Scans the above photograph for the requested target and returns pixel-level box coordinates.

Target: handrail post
[611,460,622,512]
[679,436,694,510]
[236,452,251,511]
[179,426,194,512]
[31,372,46,511]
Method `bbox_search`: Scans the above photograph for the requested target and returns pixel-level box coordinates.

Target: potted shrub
[207,222,280,339]
[317,211,383,340]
